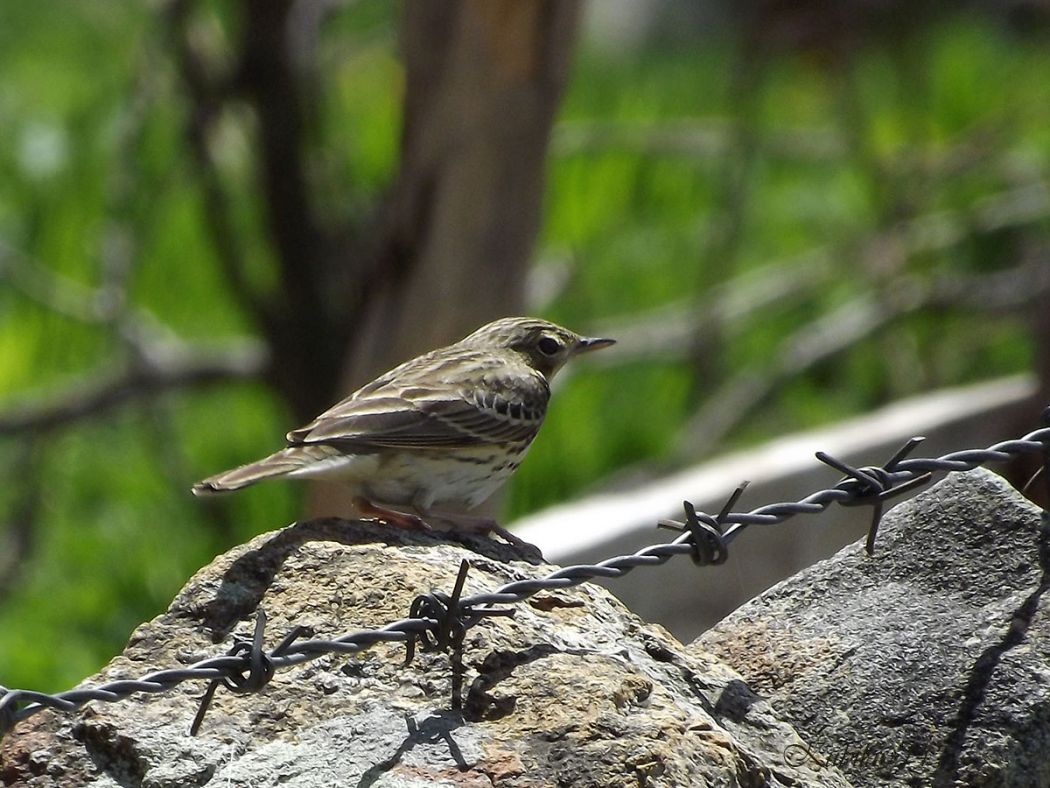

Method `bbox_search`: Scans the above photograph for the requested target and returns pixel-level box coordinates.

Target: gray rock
[1,519,846,787]
[697,468,1050,787]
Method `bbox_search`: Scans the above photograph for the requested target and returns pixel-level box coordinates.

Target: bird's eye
[537,336,562,356]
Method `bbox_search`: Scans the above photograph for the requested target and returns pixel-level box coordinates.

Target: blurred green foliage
[1,5,1048,692]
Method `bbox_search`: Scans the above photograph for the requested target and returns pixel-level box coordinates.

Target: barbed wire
[2,411,1049,740]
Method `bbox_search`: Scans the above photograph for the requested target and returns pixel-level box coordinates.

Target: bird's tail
[192,447,316,495]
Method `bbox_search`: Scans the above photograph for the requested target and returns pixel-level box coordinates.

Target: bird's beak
[575,336,616,355]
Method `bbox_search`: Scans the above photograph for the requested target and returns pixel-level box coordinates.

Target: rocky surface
[697,468,1050,787]
[1,519,845,787]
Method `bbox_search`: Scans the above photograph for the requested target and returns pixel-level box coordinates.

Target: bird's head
[463,317,616,379]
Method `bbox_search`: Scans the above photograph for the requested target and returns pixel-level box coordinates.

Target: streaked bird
[192,317,615,547]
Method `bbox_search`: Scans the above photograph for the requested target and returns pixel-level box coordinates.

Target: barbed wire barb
[658,481,747,565]
[816,436,934,555]
[1023,407,1050,502]
[190,609,309,736]
[404,559,516,709]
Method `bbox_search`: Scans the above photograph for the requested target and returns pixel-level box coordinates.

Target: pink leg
[353,497,431,531]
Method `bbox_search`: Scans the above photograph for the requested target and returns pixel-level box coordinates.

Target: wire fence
[2,409,1049,740]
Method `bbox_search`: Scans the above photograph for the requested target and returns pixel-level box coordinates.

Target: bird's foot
[352,497,431,531]
[427,510,544,560]
[353,498,542,561]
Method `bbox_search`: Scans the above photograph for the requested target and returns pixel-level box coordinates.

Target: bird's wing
[286,372,549,451]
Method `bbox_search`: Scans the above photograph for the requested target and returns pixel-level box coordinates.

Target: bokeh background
[3,0,1050,692]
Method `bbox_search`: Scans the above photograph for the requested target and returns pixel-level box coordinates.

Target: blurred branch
[0,240,122,324]
[552,119,844,161]
[166,0,265,321]
[0,241,147,336]
[0,240,260,369]
[587,253,832,367]
[551,118,1003,182]
[675,256,1050,456]
[236,0,332,317]
[0,341,267,436]
[677,286,919,455]
[167,0,357,420]
[0,442,40,602]
[287,0,354,81]
[590,179,1050,368]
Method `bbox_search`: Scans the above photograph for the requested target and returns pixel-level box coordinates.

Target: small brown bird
[192,317,614,547]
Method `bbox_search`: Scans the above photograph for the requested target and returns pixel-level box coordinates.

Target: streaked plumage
[192,317,614,542]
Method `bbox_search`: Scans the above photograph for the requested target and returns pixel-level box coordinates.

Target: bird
[192,316,615,548]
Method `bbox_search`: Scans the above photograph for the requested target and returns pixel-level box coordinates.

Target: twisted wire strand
[3,423,1049,737]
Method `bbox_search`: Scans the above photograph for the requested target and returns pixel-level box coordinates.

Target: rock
[696,468,1050,787]
[1,519,846,787]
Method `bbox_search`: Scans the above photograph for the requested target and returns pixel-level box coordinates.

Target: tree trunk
[309,0,581,516]
[344,0,581,383]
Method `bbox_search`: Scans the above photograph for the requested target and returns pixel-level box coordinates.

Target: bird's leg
[352,496,431,531]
